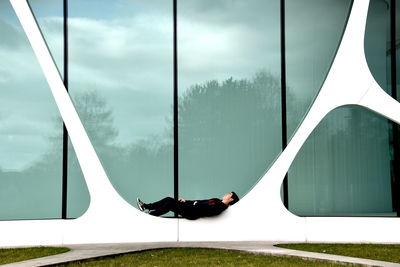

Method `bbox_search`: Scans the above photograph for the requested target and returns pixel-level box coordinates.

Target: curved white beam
[1,0,400,246]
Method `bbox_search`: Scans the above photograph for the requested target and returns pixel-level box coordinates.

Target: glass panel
[30,0,90,218]
[364,0,390,93]
[396,0,400,99]
[67,139,90,218]
[288,106,394,216]
[178,0,281,200]
[286,0,353,139]
[0,1,62,219]
[28,0,63,75]
[394,0,400,216]
[69,0,174,209]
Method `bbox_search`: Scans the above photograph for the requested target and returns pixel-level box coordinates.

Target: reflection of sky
[0,1,20,23]
[68,0,173,145]
[0,0,352,170]
[178,0,281,94]
[285,0,353,138]
[286,0,353,101]
[69,0,171,20]
[0,0,62,170]
[66,0,282,147]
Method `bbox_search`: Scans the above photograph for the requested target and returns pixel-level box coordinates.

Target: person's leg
[144,197,174,210]
[145,197,177,216]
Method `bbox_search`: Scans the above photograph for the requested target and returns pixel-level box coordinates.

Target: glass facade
[0,0,399,220]
[0,1,63,219]
[288,106,393,216]
[29,0,63,75]
[364,0,390,93]
[30,0,90,218]
[178,0,281,200]
[398,0,400,99]
[68,0,174,207]
[285,0,353,139]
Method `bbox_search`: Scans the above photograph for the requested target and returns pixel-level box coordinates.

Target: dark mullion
[390,0,400,217]
[280,0,289,209]
[173,0,179,217]
[61,0,69,220]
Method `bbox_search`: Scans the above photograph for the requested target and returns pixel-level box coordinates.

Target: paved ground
[1,242,400,267]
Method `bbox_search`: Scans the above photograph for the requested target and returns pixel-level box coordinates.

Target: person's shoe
[136,198,145,212]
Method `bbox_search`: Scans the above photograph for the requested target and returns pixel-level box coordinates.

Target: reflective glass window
[178,0,282,200]
[288,106,394,216]
[30,0,90,218]
[67,139,90,218]
[69,0,174,208]
[29,0,63,75]
[0,1,63,219]
[396,0,400,99]
[365,0,390,93]
[286,0,353,138]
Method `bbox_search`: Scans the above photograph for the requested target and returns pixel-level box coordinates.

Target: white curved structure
[0,0,399,246]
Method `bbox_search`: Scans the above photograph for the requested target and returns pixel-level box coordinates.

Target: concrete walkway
[1,242,400,267]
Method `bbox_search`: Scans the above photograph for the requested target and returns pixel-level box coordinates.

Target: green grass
[276,243,400,263]
[57,248,345,267]
[0,246,70,265]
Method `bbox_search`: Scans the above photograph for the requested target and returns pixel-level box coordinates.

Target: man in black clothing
[136,192,239,220]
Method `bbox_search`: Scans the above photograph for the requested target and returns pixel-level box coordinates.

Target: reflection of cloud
[68,16,172,93]
[1,0,283,169]
[65,2,282,146]
[67,14,174,145]
[0,3,62,171]
[285,0,352,99]
[0,19,26,49]
[0,0,351,171]
[178,0,281,93]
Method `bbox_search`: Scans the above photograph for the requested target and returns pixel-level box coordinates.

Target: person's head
[222,192,240,206]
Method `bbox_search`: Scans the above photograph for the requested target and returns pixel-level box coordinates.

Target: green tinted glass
[288,106,394,216]
[364,0,390,93]
[30,0,90,218]
[178,0,282,200]
[286,0,353,139]
[0,1,62,219]
[68,0,174,209]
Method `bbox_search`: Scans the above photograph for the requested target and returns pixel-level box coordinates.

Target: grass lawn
[276,243,400,263]
[57,248,345,267]
[0,246,70,265]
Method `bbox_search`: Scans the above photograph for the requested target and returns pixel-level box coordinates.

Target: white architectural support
[0,0,399,246]
[180,0,400,242]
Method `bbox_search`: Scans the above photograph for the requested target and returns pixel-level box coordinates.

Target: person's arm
[179,198,196,205]
[192,199,227,217]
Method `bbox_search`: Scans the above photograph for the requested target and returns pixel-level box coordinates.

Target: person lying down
[136,192,239,220]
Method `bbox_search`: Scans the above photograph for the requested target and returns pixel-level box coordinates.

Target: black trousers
[145,197,193,217]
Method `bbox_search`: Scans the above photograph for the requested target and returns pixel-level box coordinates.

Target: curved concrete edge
[2,242,400,267]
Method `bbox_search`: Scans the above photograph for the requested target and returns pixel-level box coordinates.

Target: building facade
[0,0,400,246]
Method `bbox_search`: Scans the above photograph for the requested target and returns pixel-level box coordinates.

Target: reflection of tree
[178,71,282,199]
[69,71,285,204]
[0,71,288,218]
[70,91,173,206]
[72,91,118,148]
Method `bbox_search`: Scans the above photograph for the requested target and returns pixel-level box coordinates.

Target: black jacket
[178,198,228,220]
